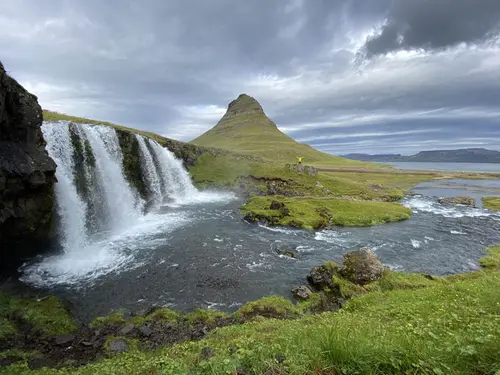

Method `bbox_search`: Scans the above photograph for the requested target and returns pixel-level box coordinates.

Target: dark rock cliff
[0,62,57,263]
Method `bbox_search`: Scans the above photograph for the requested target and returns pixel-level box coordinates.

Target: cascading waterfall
[136,135,164,209]
[21,121,231,286]
[41,124,88,253]
[148,139,199,202]
[81,125,141,231]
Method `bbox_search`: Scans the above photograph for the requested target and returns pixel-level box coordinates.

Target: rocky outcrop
[160,137,217,167]
[292,285,312,300]
[339,248,384,285]
[438,196,476,207]
[115,129,149,200]
[0,62,57,261]
[285,164,318,176]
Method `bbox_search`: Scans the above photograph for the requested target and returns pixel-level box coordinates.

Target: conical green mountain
[191,94,371,167]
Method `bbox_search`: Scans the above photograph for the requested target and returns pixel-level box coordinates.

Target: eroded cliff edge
[0,62,56,262]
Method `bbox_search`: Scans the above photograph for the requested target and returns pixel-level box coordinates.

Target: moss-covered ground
[241,195,412,229]
[2,246,499,374]
[483,196,500,211]
[0,294,76,339]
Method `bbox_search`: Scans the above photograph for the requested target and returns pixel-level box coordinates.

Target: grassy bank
[3,246,499,374]
[189,154,419,199]
[483,197,500,211]
[241,195,412,229]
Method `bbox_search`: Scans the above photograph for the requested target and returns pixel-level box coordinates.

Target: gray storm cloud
[361,0,500,57]
[0,0,499,154]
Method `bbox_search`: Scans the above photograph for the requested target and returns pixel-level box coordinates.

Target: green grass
[235,296,300,320]
[7,247,500,374]
[90,311,126,328]
[190,153,409,201]
[483,197,500,211]
[323,171,436,190]
[0,317,17,340]
[184,309,229,326]
[0,294,77,337]
[367,269,438,291]
[479,245,500,270]
[241,195,412,229]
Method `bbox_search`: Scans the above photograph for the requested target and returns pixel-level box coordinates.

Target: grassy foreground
[2,246,500,374]
[483,197,500,211]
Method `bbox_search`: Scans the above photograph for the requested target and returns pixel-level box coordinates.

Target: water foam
[411,239,422,248]
[314,231,351,245]
[403,196,495,218]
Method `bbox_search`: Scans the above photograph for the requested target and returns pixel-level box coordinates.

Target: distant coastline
[342,148,500,163]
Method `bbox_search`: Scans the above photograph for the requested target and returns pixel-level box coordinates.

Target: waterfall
[21,121,231,286]
[148,139,199,202]
[81,125,142,231]
[135,135,164,209]
[41,124,88,253]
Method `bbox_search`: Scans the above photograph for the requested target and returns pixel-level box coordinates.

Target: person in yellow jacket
[297,156,303,164]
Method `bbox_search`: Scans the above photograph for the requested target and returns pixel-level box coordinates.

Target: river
[382,161,500,172]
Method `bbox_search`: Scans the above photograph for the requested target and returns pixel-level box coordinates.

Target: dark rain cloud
[361,0,500,57]
[0,0,499,154]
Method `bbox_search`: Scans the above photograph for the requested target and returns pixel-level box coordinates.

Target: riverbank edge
[1,245,499,374]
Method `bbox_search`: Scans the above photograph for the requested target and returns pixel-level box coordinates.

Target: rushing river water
[19,188,500,322]
[10,123,500,321]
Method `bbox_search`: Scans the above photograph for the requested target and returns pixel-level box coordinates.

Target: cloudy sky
[1,0,499,155]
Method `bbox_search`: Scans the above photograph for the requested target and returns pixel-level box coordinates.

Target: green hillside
[191,94,378,168]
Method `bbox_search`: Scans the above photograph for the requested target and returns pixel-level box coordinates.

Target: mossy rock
[339,248,384,285]
[90,311,126,328]
[438,196,475,206]
[115,129,148,201]
[235,296,300,320]
[184,309,229,326]
[331,275,366,298]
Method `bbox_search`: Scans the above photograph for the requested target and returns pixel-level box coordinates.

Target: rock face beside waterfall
[0,62,57,256]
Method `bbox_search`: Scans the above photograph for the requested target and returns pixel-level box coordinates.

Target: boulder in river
[292,285,313,300]
[277,249,297,258]
[438,196,475,207]
[339,247,384,285]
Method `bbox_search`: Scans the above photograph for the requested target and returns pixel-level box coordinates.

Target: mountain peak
[223,93,264,119]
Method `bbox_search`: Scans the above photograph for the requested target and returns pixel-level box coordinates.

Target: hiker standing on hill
[297,156,303,164]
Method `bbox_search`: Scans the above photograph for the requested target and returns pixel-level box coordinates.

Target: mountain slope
[191,94,378,168]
